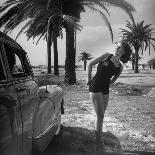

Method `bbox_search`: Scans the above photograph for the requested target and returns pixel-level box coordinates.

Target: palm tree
[78,52,93,70]
[63,0,135,84]
[46,0,84,79]
[45,8,81,74]
[0,0,83,80]
[0,0,135,83]
[129,52,141,70]
[0,1,82,75]
[120,20,155,73]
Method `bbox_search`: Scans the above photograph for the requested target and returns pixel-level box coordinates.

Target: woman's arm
[87,53,110,83]
[110,65,123,85]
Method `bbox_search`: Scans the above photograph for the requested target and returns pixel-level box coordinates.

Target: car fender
[0,95,17,136]
[32,85,63,152]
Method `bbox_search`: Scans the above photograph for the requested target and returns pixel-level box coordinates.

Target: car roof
[0,31,23,51]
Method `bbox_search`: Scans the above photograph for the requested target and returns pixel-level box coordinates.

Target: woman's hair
[119,42,132,63]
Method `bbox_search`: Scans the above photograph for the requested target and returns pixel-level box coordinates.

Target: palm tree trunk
[53,37,59,75]
[84,60,87,71]
[132,60,134,70]
[47,35,52,73]
[64,27,76,84]
[47,17,52,74]
[134,49,139,73]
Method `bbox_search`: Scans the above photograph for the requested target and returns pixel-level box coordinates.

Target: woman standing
[87,42,132,150]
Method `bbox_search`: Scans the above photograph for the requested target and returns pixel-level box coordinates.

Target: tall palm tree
[78,52,93,70]
[45,8,81,74]
[0,0,84,79]
[46,0,84,78]
[0,0,135,83]
[63,0,135,84]
[120,20,155,73]
[0,0,82,75]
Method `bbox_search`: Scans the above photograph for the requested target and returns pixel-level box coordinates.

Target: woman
[87,42,132,150]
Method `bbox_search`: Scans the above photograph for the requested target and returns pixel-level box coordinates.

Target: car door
[3,42,39,155]
[0,42,23,155]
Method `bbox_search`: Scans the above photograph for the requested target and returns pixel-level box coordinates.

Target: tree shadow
[32,126,154,155]
[120,75,147,78]
[122,150,155,155]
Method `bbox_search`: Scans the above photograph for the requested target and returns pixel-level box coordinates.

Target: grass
[33,69,155,155]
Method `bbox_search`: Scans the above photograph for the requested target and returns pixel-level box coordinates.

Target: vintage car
[0,31,64,155]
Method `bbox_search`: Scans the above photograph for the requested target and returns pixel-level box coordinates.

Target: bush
[147,58,155,69]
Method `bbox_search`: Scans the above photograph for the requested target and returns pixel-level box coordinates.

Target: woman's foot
[95,131,102,145]
[95,131,113,153]
[96,144,113,154]
[95,131,105,153]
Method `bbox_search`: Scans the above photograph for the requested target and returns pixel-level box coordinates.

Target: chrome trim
[0,36,22,50]
[0,42,9,80]
[34,113,61,139]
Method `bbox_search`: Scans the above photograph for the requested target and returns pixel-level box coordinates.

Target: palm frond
[36,26,47,45]
[121,20,155,56]
[63,15,82,31]
[99,0,135,23]
[98,1,110,16]
[125,20,135,32]
[87,5,113,42]
[0,0,136,49]
[139,20,144,27]
[87,0,110,16]
[0,0,20,13]
[143,24,152,30]
[15,19,34,40]
[77,57,82,62]
[120,28,132,34]
[150,41,155,52]
[0,6,19,27]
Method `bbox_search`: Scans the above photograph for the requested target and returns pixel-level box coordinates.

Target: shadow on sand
[33,126,154,155]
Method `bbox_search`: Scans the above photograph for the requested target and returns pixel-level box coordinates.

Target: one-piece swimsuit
[89,54,121,95]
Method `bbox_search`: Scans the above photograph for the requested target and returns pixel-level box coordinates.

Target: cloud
[76,24,125,58]
[125,0,155,24]
[77,26,113,52]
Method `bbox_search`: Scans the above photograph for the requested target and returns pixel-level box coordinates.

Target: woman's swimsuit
[89,54,121,95]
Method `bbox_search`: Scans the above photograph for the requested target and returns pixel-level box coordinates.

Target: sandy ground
[33,69,155,155]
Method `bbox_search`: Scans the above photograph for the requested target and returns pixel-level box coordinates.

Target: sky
[0,0,155,66]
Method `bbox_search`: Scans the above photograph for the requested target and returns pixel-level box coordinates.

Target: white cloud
[76,24,126,58]
[77,26,113,51]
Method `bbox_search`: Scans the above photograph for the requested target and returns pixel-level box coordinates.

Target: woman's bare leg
[89,92,109,144]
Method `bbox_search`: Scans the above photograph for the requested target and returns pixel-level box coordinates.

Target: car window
[4,43,30,78]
